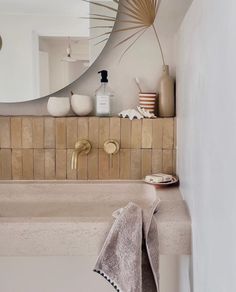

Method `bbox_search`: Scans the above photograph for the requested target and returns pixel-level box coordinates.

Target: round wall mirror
[0,0,118,103]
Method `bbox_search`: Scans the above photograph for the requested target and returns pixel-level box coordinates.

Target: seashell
[137,106,157,118]
[118,109,144,120]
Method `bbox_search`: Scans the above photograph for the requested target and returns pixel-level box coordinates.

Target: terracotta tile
[120,118,131,148]
[163,150,173,174]
[56,118,66,149]
[131,149,141,179]
[78,118,89,140]
[163,118,174,149]
[12,149,23,179]
[67,149,77,180]
[56,149,67,179]
[152,150,163,174]
[174,118,177,149]
[0,117,11,148]
[152,119,163,149]
[0,149,12,179]
[11,117,22,148]
[44,118,55,148]
[88,148,99,180]
[45,149,56,180]
[89,117,99,148]
[142,119,153,149]
[78,155,88,180]
[99,149,109,179]
[110,117,120,143]
[110,153,120,179]
[34,149,45,179]
[141,149,152,178]
[1,116,176,181]
[22,117,33,148]
[173,149,177,175]
[22,149,34,180]
[99,118,110,148]
[67,118,78,149]
[119,149,131,179]
[32,118,44,148]
[131,119,142,149]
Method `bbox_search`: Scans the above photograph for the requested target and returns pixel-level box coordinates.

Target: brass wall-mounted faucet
[71,140,92,170]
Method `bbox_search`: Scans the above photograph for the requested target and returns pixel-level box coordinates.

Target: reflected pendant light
[61,37,78,63]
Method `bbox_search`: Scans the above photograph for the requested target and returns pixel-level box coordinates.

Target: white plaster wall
[0,0,192,115]
[176,0,236,291]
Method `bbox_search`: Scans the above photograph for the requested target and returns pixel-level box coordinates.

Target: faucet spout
[71,140,92,170]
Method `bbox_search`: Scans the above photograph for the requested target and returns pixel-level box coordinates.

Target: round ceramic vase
[71,94,93,116]
[47,97,70,117]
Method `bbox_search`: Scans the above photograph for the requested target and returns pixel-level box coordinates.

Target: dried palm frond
[85,0,165,64]
[82,0,119,45]
[82,0,119,23]
[0,36,2,51]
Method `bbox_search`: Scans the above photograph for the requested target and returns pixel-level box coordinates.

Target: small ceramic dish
[145,175,179,188]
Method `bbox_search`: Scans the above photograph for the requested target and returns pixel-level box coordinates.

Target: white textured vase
[71,94,93,116]
[47,97,70,117]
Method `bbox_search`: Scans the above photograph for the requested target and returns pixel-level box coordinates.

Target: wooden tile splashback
[0,117,176,180]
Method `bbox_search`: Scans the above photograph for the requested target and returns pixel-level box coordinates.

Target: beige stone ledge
[0,181,191,256]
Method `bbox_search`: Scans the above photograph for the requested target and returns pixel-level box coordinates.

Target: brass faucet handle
[74,140,92,154]
[104,139,120,155]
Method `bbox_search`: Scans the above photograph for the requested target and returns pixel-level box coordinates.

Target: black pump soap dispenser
[96,70,113,116]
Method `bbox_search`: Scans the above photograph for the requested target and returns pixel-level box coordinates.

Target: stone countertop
[0,181,191,256]
[155,187,191,255]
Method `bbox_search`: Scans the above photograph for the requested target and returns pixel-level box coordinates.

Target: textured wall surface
[177,0,236,291]
[0,117,176,180]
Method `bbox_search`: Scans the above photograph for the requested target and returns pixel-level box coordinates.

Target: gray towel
[94,199,160,292]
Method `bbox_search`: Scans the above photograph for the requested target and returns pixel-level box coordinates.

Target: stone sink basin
[0,181,157,256]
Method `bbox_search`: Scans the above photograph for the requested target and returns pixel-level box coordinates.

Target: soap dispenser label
[96,95,110,115]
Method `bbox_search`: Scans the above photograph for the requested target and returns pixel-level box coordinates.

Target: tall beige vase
[159,65,175,117]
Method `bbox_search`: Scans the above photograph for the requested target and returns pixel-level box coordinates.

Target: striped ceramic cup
[139,93,157,114]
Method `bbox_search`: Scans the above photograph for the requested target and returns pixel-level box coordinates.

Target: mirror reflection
[0,0,118,103]
[39,36,90,97]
